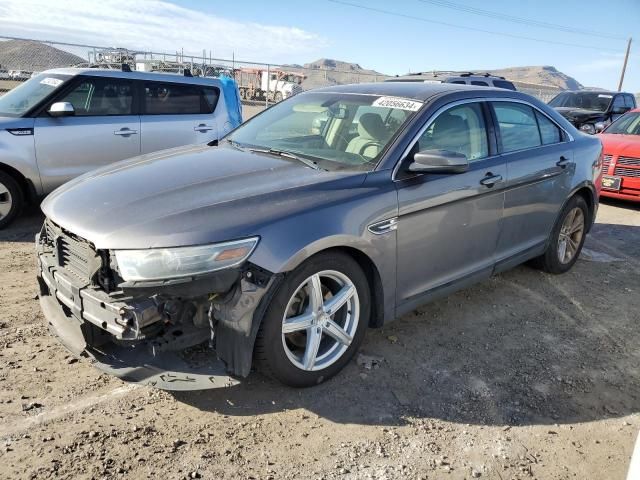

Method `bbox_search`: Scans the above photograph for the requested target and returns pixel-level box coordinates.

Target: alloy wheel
[0,181,13,220]
[281,270,359,372]
[557,207,585,264]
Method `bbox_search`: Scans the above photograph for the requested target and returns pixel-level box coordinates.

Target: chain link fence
[0,37,564,109]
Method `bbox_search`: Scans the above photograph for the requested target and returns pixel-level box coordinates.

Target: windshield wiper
[224,138,245,150]
[248,147,324,171]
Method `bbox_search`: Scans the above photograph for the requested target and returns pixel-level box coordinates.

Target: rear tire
[0,171,24,229]
[531,195,588,274]
[254,252,370,387]
[274,91,283,102]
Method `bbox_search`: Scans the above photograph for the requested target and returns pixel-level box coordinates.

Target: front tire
[532,195,588,274]
[254,252,370,387]
[0,171,24,229]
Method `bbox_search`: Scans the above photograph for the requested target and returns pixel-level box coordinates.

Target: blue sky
[2,0,639,91]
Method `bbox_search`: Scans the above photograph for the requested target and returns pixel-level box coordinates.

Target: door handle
[480,173,503,187]
[114,128,138,136]
[194,124,214,132]
[556,156,572,168]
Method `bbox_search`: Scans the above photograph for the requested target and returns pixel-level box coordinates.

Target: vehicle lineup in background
[549,90,637,135]
[0,68,242,228]
[385,72,517,91]
[598,108,640,202]
[235,67,304,102]
[35,82,603,390]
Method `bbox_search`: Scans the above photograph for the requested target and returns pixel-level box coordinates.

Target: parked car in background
[8,70,30,81]
[386,72,517,90]
[598,108,640,202]
[0,68,242,228]
[549,90,637,134]
[37,82,601,390]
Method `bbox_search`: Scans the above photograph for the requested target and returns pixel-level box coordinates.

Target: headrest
[357,113,387,140]
[433,113,466,136]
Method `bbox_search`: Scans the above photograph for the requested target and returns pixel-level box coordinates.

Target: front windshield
[227,92,422,171]
[604,112,640,135]
[0,73,71,117]
[548,92,613,113]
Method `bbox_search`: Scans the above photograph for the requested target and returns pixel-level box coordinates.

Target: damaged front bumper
[36,221,278,391]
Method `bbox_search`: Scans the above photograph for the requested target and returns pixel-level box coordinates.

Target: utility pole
[618,37,632,91]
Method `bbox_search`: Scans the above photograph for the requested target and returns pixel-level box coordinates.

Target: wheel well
[324,246,385,329]
[0,163,33,204]
[573,187,595,229]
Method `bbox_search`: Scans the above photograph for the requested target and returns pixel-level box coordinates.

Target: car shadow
[0,205,43,242]
[174,222,640,428]
[600,196,640,212]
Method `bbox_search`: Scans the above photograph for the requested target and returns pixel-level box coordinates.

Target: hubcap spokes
[558,207,585,264]
[282,271,359,371]
[0,182,12,219]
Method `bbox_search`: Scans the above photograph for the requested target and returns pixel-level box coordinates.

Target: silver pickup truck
[0,68,242,228]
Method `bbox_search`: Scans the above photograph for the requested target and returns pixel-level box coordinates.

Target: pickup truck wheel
[0,171,23,229]
[531,195,588,274]
[274,92,283,102]
[255,252,370,387]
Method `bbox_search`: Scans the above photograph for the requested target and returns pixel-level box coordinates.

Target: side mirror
[408,149,469,174]
[48,102,75,117]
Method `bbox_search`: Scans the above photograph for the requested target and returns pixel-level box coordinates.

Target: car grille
[617,156,640,167]
[614,166,640,178]
[602,154,612,174]
[45,220,98,282]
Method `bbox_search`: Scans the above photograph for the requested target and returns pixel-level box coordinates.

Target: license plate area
[602,175,621,191]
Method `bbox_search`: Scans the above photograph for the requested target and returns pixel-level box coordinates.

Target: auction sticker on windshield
[372,96,423,111]
[40,77,64,88]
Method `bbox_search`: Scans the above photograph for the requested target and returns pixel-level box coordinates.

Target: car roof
[42,67,223,86]
[309,81,520,102]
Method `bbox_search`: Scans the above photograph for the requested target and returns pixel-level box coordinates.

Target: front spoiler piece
[40,294,240,391]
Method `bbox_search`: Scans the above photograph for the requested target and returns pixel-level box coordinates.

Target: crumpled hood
[553,107,604,124]
[598,133,640,157]
[42,144,363,249]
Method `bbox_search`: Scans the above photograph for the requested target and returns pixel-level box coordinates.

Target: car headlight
[114,237,259,281]
[579,123,596,135]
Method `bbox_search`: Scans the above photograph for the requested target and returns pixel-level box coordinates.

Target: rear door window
[493,102,541,153]
[56,77,133,116]
[471,81,489,86]
[535,111,562,145]
[144,82,219,115]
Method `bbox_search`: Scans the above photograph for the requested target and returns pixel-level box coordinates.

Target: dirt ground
[1,198,639,480]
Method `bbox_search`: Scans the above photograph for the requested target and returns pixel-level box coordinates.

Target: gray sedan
[36,82,602,389]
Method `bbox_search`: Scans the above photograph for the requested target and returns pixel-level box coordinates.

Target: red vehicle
[598,108,640,202]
